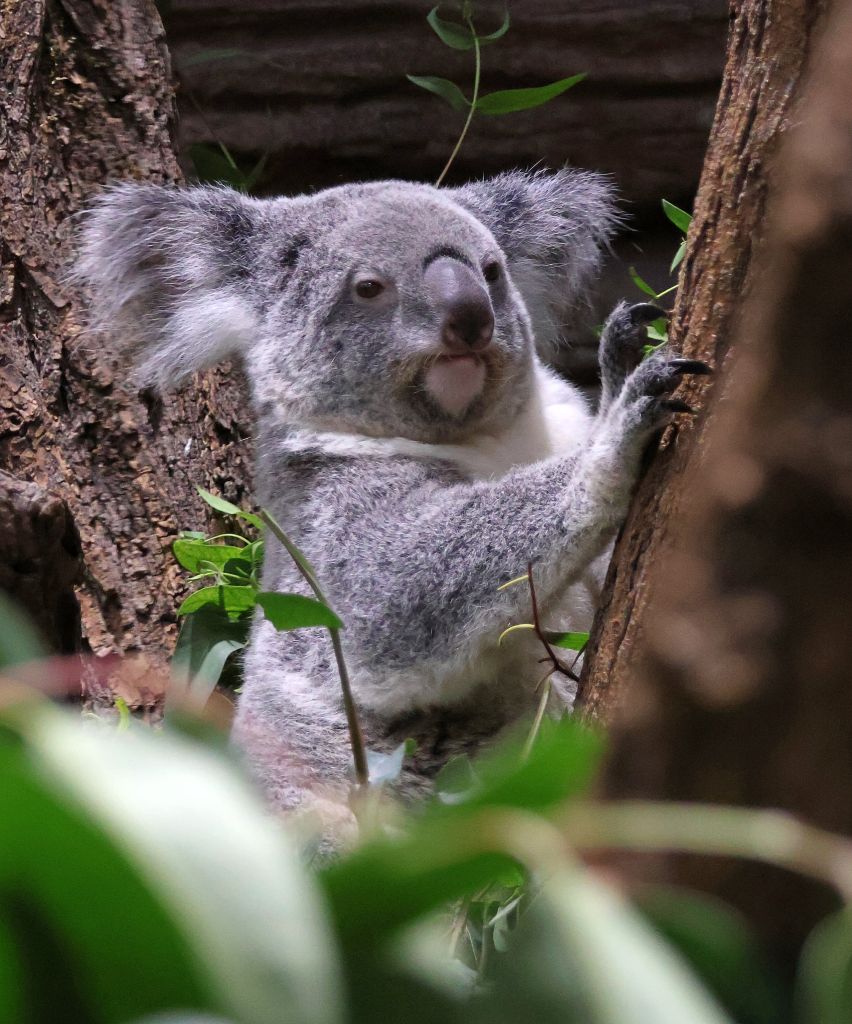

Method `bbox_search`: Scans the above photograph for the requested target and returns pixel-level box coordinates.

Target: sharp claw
[660,398,695,415]
[669,358,712,375]
[628,302,668,325]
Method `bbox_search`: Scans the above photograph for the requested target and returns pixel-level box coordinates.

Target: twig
[527,562,578,682]
[259,509,369,788]
[435,15,481,186]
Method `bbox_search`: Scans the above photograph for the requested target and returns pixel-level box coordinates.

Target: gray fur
[76,170,700,842]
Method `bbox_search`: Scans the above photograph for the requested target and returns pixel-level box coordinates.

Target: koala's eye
[483,261,502,283]
[354,279,385,299]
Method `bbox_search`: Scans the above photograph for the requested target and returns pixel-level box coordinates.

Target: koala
[77,170,707,837]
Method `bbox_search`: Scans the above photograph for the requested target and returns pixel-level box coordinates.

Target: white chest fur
[283,358,594,479]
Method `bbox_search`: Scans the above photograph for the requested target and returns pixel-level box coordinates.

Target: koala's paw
[598,301,666,409]
[613,350,711,445]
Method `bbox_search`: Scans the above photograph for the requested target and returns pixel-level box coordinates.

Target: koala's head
[76,170,616,442]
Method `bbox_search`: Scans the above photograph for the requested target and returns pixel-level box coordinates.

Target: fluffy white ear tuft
[75,183,262,390]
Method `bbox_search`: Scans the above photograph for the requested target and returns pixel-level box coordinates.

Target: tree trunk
[0,0,252,664]
[578,0,827,719]
[579,0,852,954]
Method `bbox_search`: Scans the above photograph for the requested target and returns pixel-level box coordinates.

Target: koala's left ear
[448,168,619,350]
[75,182,265,390]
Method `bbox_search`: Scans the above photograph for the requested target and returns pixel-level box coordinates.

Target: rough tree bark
[0,1,251,663]
[578,0,828,719]
[579,0,852,953]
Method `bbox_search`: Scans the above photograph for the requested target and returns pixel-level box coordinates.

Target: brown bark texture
[0,0,252,662]
[581,0,852,950]
[578,0,828,720]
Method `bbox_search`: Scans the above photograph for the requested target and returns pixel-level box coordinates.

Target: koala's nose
[424,257,494,353]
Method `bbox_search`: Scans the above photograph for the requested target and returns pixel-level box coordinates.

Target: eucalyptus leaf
[196,487,264,531]
[477,9,511,45]
[795,909,852,1024]
[639,886,784,1024]
[662,199,693,233]
[629,266,660,299]
[256,592,343,631]
[406,75,470,112]
[3,704,344,1024]
[482,867,735,1024]
[647,319,669,343]
[177,585,258,617]
[172,605,249,703]
[173,539,249,574]
[475,73,586,115]
[189,144,247,191]
[426,6,475,50]
[670,238,687,273]
[367,739,417,787]
[544,630,589,652]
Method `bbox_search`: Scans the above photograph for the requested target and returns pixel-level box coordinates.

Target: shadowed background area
[160,0,728,382]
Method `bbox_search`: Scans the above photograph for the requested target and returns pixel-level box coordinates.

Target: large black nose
[423,256,494,353]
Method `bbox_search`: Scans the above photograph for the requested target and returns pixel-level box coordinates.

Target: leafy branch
[408,4,586,184]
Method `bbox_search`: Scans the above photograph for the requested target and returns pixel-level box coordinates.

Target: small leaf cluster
[409,5,586,184]
[409,7,585,117]
[172,488,340,705]
[629,199,694,354]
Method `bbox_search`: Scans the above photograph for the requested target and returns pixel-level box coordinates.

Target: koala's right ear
[75,183,262,390]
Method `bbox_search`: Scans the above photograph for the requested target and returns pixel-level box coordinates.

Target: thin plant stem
[259,508,369,788]
[527,562,578,682]
[435,17,481,187]
[521,670,555,763]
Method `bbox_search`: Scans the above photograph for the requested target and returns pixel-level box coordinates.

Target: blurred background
[158,0,729,385]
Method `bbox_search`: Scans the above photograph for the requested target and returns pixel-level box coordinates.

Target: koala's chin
[424,354,486,417]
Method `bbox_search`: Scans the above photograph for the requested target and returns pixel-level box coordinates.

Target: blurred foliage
[2,598,851,1023]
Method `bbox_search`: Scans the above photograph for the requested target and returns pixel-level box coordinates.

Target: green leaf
[475,73,586,115]
[366,739,417,787]
[406,75,470,112]
[189,144,247,191]
[485,867,735,1024]
[662,199,693,233]
[629,266,660,299]
[320,718,602,948]
[477,9,511,45]
[1,704,343,1024]
[0,722,221,1021]
[639,886,784,1024]
[0,592,45,670]
[172,606,249,703]
[670,238,687,273]
[177,585,258,617]
[242,149,270,194]
[426,6,475,49]
[256,592,343,631]
[196,487,263,531]
[173,539,249,574]
[647,318,669,343]
[545,630,589,652]
[796,909,852,1024]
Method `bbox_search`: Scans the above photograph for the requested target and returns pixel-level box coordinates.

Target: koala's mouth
[423,353,487,417]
